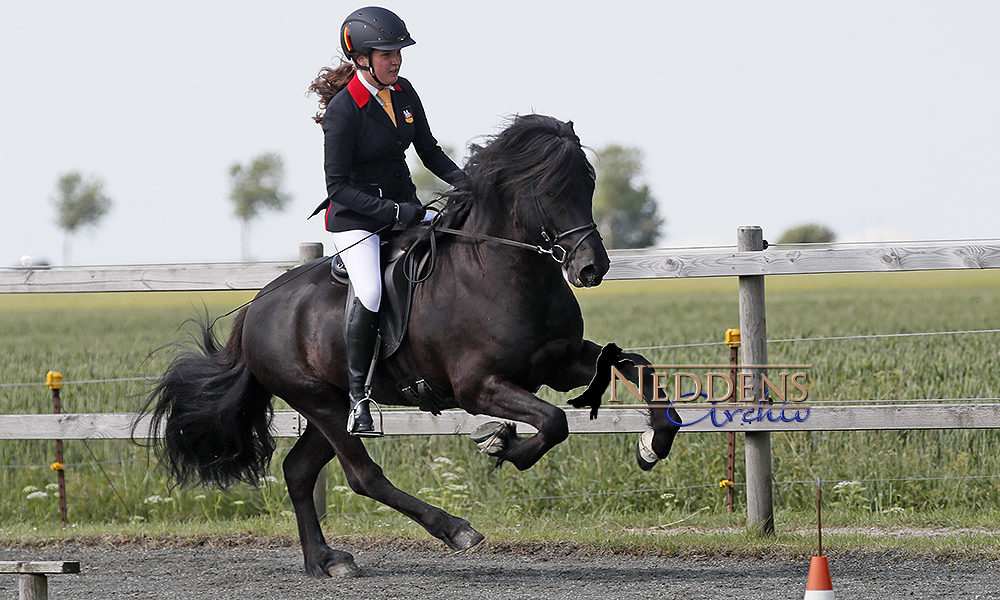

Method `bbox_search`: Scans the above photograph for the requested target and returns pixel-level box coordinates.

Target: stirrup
[347,396,385,438]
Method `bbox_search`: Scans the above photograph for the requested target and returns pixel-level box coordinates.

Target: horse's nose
[578,264,604,288]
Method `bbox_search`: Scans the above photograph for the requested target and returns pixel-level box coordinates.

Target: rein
[432,194,600,265]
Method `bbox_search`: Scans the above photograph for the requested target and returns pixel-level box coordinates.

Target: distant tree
[229,152,292,260]
[409,145,459,205]
[592,145,663,249]
[777,223,836,244]
[51,171,113,265]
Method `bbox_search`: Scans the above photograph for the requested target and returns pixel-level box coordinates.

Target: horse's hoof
[636,428,660,471]
[307,549,361,579]
[470,421,513,456]
[449,523,485,552]
[326,559,362,578]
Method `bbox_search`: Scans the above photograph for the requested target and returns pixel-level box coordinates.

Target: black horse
[139,115,680,578]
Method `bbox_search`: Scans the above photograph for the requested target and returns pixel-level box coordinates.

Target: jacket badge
[403,109,414,124]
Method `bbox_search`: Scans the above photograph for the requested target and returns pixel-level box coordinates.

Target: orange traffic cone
[804,555,834,599]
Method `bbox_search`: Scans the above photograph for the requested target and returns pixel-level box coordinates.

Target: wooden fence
[3,232,1000,530]
[2,238,999,294]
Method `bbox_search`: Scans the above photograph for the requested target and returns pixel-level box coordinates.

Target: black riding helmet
[341,7,415,85]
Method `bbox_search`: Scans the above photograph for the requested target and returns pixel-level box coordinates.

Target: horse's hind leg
[334,430,485,551]
[300,399,485,554]
[283,422,360,578]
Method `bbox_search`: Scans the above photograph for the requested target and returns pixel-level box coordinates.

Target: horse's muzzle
[564,239,610,288]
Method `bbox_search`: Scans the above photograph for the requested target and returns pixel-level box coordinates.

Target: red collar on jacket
[347,73,402,108]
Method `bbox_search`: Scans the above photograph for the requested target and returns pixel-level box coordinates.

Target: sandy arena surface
[3,539,998,599]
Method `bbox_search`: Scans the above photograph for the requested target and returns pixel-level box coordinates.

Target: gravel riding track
[2,539,998,600]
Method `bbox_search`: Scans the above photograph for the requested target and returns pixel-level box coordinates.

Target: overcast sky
[3,1,998,266]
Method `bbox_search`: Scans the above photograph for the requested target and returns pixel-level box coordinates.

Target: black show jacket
[315,73,464,232]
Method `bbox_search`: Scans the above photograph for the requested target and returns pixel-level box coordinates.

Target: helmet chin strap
[356,55,388,87]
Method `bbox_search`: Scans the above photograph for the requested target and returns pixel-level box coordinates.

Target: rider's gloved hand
[394,202,426,227]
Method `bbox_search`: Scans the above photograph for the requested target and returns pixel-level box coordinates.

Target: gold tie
[376,88,396,126]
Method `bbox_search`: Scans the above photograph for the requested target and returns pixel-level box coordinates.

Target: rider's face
[360,49,401,87]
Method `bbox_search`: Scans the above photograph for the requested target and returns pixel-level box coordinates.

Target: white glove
[421,208,438,223]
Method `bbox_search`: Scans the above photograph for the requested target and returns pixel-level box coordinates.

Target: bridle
[433,193,600,266]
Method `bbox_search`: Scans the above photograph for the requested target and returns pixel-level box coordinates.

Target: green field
[1,270,999,553]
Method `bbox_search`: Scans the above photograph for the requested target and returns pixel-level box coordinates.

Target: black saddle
[330,240,455,413]
[331,243,428,359]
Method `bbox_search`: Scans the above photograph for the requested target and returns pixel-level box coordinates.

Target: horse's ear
[566,120,575,133]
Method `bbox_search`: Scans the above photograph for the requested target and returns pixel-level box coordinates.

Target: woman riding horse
[307,6,465,435]
[139,32,684,574]
[139,112,681,578]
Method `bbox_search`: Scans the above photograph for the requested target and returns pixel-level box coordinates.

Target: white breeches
[330,229,381,313]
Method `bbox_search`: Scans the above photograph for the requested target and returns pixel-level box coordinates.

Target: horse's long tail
[135,307,275,489]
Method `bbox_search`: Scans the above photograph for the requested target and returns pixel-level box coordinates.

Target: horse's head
[459,114,611,288]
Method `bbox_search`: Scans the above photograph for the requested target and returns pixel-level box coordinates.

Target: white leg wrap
[637,429,660,465]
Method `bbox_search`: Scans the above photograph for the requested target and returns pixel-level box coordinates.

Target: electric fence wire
[0,377,153,388]
[6,450,998,501]
[0,458,149,470]
[624,328,1000,352]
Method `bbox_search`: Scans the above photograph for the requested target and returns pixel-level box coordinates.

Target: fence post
[298,243,328,521]
[724,329,740,513]
[737,226,775,535]
[46,371,68,527]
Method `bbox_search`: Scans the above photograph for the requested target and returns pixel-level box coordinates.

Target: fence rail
[3,241,1000,293]
[3,403,1000,441]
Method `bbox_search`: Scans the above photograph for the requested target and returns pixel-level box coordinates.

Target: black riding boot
[345,297,379,435]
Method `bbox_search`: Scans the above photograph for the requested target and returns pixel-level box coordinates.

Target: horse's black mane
[439,114,596,230]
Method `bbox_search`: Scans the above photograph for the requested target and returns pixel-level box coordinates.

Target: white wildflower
[26,491,48,500]
[433,457,454,465]
[45,483,60,491]
[833,480,862,491]
[22,486,39,494]
[143,495,163,504]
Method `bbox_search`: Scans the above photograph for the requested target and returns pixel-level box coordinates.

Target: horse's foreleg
[619,353,681,470]
[283,422,360,578]
[544,340,603,393]
[462,377,569,471]
[545,341,680,471]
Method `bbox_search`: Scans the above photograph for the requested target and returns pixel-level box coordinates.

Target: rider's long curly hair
[307,61,355,124]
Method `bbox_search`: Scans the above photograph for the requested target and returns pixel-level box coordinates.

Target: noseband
[434,193,600,266]
[530,193,600,265]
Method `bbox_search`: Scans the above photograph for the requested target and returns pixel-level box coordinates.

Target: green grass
[2,507,998,560]
[2,271,1000,554]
